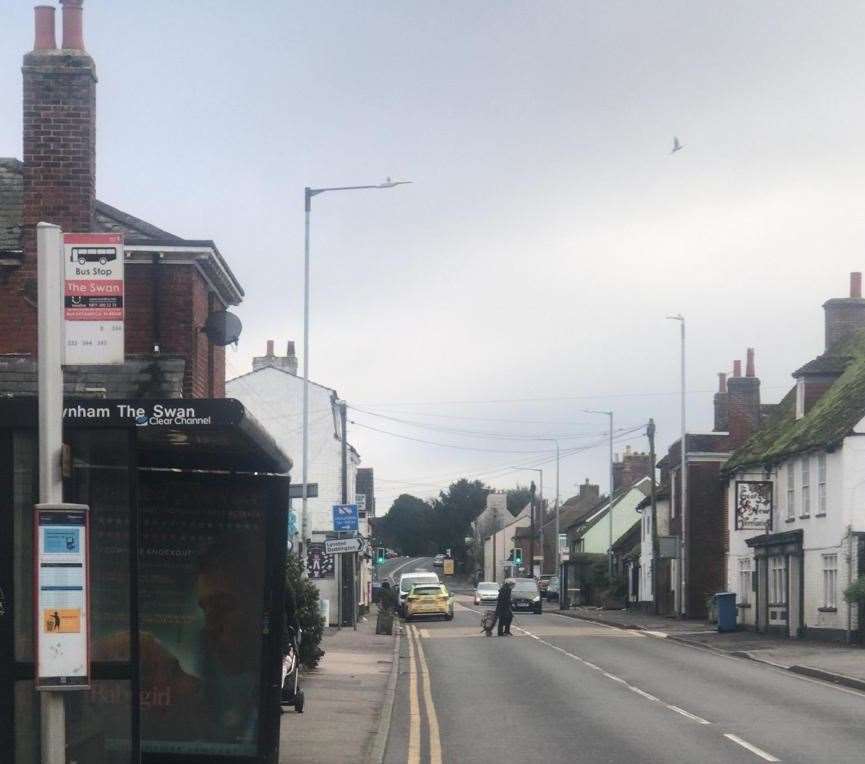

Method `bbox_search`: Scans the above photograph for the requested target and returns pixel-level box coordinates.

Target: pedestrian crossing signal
[513,548,523,566]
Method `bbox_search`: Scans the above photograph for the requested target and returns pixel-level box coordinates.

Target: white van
[397,571,441,616]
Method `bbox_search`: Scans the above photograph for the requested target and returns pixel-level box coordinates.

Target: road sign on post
[325,538,363,555]
[332,504,358,532]
[63,232,124,365]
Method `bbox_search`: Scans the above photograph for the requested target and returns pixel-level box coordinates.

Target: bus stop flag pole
[37,222,66,764]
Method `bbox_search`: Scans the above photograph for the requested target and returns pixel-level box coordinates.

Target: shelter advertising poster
[735,481,773,531]
[131,475,268,756]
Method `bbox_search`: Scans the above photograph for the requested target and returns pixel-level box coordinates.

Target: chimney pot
[266,340,274,356]
[286,340,296,356]
[746,348,755,378]
[60,0,85,50]
[733,360,742,378]
[718,372,727,393]
[34,6,57,50]
[852,272,862,299]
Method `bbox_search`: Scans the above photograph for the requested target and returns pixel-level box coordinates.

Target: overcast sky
[3,1,865,509]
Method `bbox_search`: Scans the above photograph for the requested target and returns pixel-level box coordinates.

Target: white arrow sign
[325,538,362,555]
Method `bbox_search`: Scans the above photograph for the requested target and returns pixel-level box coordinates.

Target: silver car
[474,580,500,606]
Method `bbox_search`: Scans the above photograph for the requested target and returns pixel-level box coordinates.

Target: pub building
[1,4,292,762]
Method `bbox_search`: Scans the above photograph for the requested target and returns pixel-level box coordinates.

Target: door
[788,554,802,638]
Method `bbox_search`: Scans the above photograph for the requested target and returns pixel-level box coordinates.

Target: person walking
[496,580,513,636]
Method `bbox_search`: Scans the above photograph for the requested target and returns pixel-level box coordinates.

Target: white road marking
[511,622,713,727]
[411,625,443,764]
[723,733,781,762]
[420,628,430,639]
[667,705,711,725]
[644,630,668,638]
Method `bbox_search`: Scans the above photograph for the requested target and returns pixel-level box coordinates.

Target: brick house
[0,1,242,399]
[725,274,865,642]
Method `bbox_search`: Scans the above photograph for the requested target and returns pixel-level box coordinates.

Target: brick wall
[686,461,725,617]
[124,263,225,398]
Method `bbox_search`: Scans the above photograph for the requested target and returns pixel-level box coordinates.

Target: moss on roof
[726,329,865,472]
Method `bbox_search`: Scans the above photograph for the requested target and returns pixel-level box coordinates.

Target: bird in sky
[671,136,684,154]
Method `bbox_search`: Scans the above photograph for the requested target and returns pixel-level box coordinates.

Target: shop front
[0,398,291,764]
[747,530,804,639]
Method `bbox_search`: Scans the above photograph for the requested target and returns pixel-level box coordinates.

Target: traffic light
[376,547,386,564]
[513,548,523,566]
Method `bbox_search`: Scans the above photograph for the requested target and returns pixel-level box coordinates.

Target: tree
[285,552,325,669]
[506,483,534,516]
[377,494,436,556]
[431,479,489,563]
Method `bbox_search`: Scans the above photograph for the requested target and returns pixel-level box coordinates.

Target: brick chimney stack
[728,350,761,448]
[252,339,299,375]
[5,2,97,354]
[823,272,865,351]
[713,372,728,432]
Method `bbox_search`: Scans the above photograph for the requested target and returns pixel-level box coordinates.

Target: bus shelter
[0,398,291,764]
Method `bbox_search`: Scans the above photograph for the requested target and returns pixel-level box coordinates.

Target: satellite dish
[202,310,242,346]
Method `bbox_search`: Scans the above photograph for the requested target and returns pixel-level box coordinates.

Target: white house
[227,340,368,625]
[725,275,865,642]
[482,502,531,583]
[569,477,651,556]
[636,489,671,607]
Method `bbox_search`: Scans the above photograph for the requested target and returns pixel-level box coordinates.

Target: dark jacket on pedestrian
[495,583,512,617]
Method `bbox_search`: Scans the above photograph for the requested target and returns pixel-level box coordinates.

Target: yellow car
[404,583,454,621]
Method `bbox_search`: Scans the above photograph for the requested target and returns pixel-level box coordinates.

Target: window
[786,464,795,520]
[738,558,752,605]
[801,456,810,516]
[822,554,838,609]
[817,453,827,515]
[671,470,677,519]
[769,556,787,605]
[795,377,805,419]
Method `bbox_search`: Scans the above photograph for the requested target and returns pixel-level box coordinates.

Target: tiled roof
[0,355,186,398]
[726,328,865,472]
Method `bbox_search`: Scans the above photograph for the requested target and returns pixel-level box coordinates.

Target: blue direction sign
[332,504,359,532]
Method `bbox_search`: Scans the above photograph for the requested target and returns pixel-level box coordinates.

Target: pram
[280,626,305,713]
[481,610,497,637]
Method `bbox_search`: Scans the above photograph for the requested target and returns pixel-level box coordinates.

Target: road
[383,561,865,764]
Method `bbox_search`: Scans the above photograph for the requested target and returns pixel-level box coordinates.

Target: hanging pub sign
[735,481,773,531]
[63,232,124,365]
[34,503,90,690]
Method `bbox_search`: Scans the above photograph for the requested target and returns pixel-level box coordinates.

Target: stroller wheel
[295,690,305,714]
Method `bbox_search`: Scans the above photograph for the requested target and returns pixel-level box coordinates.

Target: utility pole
[528,480,536,578]
[608,412,614,579]
[648,419,659,615]
[492,506,498,583]
[668,314,687,616]
[338,400,357,630]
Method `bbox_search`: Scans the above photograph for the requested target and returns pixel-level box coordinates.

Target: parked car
[538,574,554,594]
[507,577,542,614]
[432,554,445,567]
[545,576,560,602]
[404,583,454,621]
[398,571,441,615]
[474,580,500,605]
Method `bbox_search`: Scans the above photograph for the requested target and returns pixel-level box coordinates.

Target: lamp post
[301,180,410,549]
[509,467,543,575]
[585,409,614,577]
[667,314,686,616]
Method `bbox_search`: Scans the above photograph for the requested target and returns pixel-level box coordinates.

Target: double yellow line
[406,624,442,764]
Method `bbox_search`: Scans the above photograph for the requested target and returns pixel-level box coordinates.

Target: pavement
[557,605,865,691]
[384,590,865,763]
[278,606,399,764]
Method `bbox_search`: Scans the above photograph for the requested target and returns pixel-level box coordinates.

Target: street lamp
[584,409,614,577]
[667,313,686,616]
[509,467,543,575]
[301,180,411,548]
